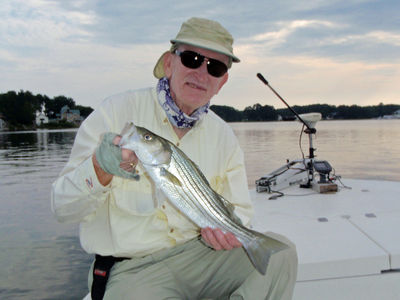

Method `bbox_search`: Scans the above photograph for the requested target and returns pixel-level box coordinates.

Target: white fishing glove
[95,132,140,180]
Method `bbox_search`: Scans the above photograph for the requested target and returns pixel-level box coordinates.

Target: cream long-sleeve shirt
[51,87,253,257]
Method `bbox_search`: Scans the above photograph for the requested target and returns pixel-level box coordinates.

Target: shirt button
[170,228,174,233]
[176,142,180,146]
[162,205,166,209]
[163,118,168,123]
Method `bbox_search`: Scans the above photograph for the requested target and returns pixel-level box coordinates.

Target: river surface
[0,120,399,299]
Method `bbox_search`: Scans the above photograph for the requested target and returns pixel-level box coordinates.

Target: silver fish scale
[162,155,213,228]
[168,146,254,243]
[171,148,228,224]
[122,124,289,275]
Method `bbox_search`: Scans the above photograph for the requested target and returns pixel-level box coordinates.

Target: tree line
[210,102,400,122]
[0,90,93,129]
[1,90,399,129]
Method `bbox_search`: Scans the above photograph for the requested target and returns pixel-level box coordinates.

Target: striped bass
[119,122,288,275]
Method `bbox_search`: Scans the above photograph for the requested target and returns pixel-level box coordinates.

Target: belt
[91,254,129,300]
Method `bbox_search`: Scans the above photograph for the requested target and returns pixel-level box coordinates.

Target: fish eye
[143,134,152,141]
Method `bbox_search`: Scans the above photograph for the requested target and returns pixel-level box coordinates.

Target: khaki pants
[88,232,297,300]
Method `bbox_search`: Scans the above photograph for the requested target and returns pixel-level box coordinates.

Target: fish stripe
[171,151,213,223]
[173,150,225,223]
[170,147,253,242]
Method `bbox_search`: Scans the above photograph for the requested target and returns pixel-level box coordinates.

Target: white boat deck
[83,178,400,300]
[250,178,400,300]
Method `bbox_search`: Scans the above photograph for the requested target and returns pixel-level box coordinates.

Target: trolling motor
[255,73,338,194]
[297,112,320,188]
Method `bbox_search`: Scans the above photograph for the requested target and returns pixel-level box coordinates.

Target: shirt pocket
[111,174,159,216]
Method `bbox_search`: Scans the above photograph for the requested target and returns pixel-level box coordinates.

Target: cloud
[329,30,400,47]
[1,0,399,110]
[251,20,338,42]
[235,15,400,64]
[240,19,341,56]
[216,44,400,109]
[0,40,164,107]
[0,0,96,49]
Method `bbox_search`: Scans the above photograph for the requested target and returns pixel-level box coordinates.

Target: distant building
[0,117,6,131]
[35,104,49,126]
[60,105,83,124]
[36,111,49,126]
[382,109,400,119]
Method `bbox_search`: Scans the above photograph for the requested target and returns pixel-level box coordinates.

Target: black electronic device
[313,160,333,184]
[313,160,332,174]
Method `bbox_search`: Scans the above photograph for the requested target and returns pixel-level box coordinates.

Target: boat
[83,74,400,299]
[252,179,400,300]
[83,113,400,300]
[250,111,400,299]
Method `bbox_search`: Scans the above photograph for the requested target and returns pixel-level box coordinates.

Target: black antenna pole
[257,73,317,188]
[256,73,315,133]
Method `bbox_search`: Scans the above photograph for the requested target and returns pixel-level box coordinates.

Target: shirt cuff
[79,155,112,195]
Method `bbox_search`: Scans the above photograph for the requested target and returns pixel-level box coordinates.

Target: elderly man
[52,17,297,299]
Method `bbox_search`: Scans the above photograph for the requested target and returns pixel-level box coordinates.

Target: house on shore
[36,111,49,126]
[35,104,50,126]
[0,115,7,131]
[60,105,83,124]
[382,109,400,119]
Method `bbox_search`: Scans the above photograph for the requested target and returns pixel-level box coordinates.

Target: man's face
[163,44,229,115]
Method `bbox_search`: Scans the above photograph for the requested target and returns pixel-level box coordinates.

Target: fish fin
[173,146,211,185]
[219,195,235,214]
[219,195,243,225]
[243,230,289,275]
[160,167,183,187]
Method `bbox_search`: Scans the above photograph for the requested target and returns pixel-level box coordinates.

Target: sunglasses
[174,50,228,78]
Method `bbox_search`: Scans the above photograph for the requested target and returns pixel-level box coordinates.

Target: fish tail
[243,230,289,275]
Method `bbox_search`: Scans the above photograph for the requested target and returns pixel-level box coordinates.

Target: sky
[1,0,399,110]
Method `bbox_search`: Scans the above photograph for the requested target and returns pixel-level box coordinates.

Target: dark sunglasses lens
[178,50,228,78]
[207,59,228,77]
[180,51,203,69]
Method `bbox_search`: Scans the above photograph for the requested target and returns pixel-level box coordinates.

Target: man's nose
[196,60,209,78]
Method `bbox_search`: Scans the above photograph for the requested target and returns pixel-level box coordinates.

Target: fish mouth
[120,121,137,137]
[119,121,139,150]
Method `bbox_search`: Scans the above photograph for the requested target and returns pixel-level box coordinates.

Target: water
[0,120,399,299]
[0,130,92,300]
[231,119,400,187]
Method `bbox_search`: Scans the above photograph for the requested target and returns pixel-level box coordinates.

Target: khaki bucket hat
[153,17,240,79]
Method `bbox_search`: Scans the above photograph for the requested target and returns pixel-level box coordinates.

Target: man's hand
[201,227,242,250]
[113,135,139,172]
[93,133,139,186]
